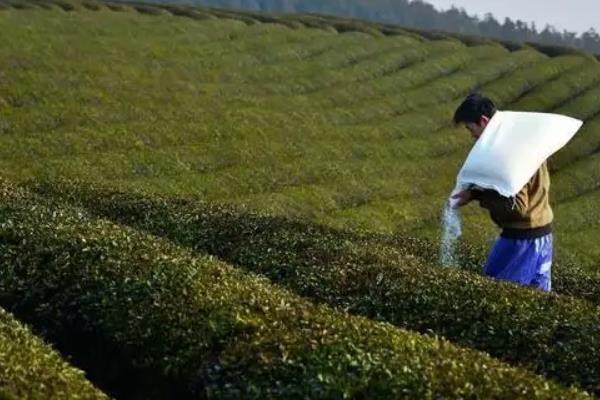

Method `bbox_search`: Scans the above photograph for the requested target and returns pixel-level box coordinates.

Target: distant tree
[479,12,501,37]
[539,25,560,45]
[561,30,578,48]
[582,28,600,53]
[501,17,517,41]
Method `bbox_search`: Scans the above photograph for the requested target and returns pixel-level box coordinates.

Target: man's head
[454,94,497,140]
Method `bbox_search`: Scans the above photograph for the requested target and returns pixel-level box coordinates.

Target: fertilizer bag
[455,111,582,197]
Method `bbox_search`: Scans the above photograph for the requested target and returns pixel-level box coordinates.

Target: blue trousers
[483,234,553,292]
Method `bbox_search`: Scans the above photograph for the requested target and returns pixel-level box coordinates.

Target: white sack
[455,111,583,198]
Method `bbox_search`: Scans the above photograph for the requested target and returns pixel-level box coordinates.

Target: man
[452,94,553,291]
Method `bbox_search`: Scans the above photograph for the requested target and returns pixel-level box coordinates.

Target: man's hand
[451,190,473,208]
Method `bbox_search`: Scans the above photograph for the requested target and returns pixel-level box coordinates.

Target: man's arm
[473,188,529,219]
[453,185,529,216]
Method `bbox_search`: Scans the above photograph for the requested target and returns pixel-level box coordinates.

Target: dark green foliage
[279,18,303,29]
[398,26,519,51]
[53,0,75,11]
[241,12,305,29]
[396,26,453,41]
[445,32,502,47]
[104,1,125,11]
[160,4,212,20]
[376,24,425,41]
[208,8,259,24]
[497,39,528,52]
[81,1,101,10]
[286,14,333,30]
[27,0,55,9]
[0,391,17,400]
[8,0,34,9]
[32,179,600,395]
[133,3,163,15]
[0,307,108,400]
[526,42,592,58]
[0,179,586,399]
[295,13,385,37]
[333,22,384,37]
[429,30,497,47]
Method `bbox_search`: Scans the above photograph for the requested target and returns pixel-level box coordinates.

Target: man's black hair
[453,93,497,125]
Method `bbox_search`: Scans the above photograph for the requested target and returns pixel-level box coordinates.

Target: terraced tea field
[2,1,600,398]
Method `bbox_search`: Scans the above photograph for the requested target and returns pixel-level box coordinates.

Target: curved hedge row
[552,153,600,201]
[339,54,583,137]
[0,307,107,400]
[85,53,587,204]
[551,119,600,172]
[543,72,600,121]
[194,25,339,76]
[218,32,374,84]
[552,188,600,266]
[483,55,587,106]
[35,180,600,395]
[202,33,425,96]
[0,179,587,399]
[311,41,475,106]
[510,61,600,111]
[328,46,523,124]
[258,36,425,94]
[3,0,596,61]
[548,80,600,170]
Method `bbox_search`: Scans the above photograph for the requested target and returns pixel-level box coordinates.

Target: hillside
[2,0,600,265]
[2,1,600,398]
[161,0,600,55]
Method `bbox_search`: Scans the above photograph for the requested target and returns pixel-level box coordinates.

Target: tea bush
[0,179,587,399]
[0,307,107,400]
[510,61,600,111]
[33,179,600,395]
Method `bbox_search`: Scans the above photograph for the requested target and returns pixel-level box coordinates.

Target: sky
[423,0,598,34]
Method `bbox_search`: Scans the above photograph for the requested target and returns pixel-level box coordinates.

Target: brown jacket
[471,162,553,238]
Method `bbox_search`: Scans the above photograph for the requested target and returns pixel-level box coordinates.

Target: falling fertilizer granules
[440,201,462,267]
